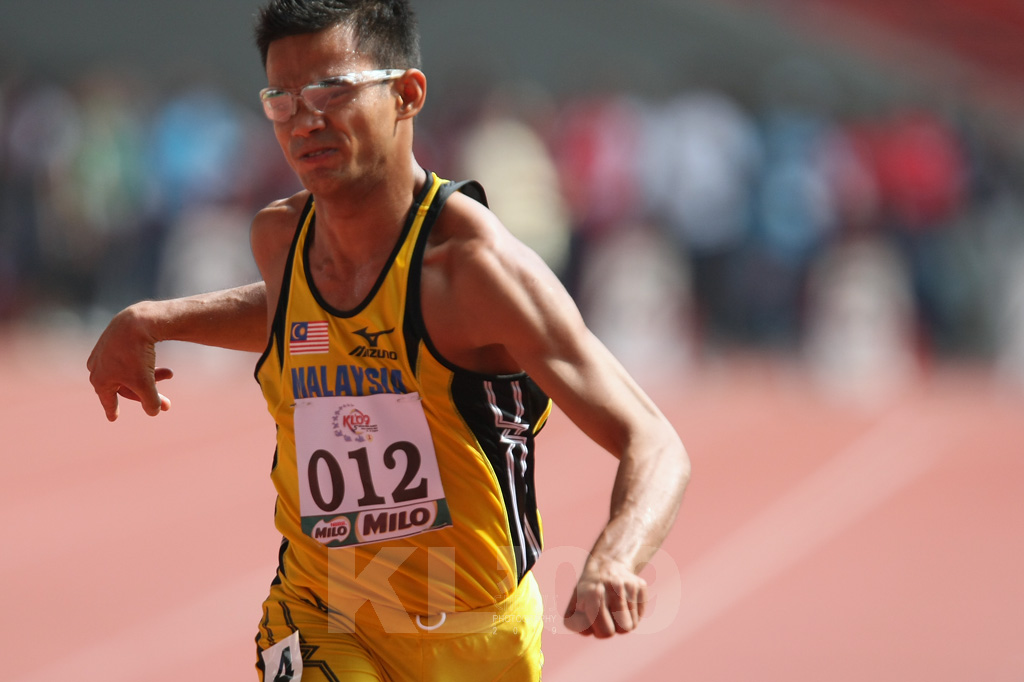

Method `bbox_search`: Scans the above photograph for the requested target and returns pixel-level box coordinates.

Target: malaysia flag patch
[290,321,330,355]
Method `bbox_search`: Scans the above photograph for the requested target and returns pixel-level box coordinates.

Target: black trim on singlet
[302,174,436,318]
[402,178,487,375]
[254,195,315,381]
[403,178,540,386]
[272,534,289,585]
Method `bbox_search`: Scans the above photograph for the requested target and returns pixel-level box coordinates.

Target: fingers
[97,386,122,422]
[564,587,595,636]
[611,580,645,634]
[562,585,619,639]
[563,575,648,639]
[153,368,174,413]
[88,349,174,420]
[119,368,174,416]
[593,602,619,639]
[134,367,173,416]
[116,385,172,415]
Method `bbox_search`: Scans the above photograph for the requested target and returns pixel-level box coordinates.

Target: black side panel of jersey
[450,373,548,582]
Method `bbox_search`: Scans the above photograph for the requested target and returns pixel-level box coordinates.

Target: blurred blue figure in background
[639,89,762,352]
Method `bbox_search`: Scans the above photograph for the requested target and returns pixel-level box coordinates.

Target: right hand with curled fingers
[87,303,173,421]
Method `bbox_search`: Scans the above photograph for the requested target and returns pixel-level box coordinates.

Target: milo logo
[311,516,352,546]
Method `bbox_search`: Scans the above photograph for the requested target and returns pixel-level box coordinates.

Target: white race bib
[293,393,451,548]
[260,631,302,681]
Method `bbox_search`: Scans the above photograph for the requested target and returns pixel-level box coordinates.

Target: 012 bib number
[293,393,451,548]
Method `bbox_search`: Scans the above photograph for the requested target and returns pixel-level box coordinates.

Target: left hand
[563,556,648,638]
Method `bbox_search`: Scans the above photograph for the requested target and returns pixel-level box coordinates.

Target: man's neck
[310,160,428,264]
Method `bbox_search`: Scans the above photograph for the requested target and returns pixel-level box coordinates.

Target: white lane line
[18,570,269,682]
[545,398,959,681]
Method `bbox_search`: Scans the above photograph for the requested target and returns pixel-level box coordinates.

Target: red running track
[3,329,1023,681]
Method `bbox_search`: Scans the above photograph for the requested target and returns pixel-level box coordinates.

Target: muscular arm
[426,195,691,638]
[87,283,268,421]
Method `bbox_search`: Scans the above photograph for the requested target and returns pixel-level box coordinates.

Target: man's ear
[395,69,427,120]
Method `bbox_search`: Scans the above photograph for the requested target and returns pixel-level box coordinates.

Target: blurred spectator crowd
[4,66,1024,390]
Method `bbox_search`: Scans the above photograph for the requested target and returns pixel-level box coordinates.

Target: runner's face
[264,24,398,193]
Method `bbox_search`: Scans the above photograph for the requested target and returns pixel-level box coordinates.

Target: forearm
[564,427,689,637]
[131,282,268,352]
[588,430,690,572]
[88,282,269,421]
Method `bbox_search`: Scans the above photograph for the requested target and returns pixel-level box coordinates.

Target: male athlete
[87,1,690,680]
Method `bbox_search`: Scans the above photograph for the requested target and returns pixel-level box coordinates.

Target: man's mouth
[300,148,334,160]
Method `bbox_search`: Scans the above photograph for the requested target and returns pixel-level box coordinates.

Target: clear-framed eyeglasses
[259,69,405,122]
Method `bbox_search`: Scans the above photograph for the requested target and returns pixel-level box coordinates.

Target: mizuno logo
[353,327,394,348]
[350,327,398,360]
[350,347,399,359]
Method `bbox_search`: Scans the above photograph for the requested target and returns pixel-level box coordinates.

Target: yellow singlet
[254,173,552,626]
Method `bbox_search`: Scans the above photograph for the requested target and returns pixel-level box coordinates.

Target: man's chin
[296,168,350,194]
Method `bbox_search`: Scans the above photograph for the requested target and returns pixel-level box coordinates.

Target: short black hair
[254,0,421,70]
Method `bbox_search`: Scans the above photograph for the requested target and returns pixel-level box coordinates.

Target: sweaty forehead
[265,23,372,86]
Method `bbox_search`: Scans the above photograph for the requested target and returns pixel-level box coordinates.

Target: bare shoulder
[422,189,583,372]
[427,190,542,279]
[250,190,310,323]
[251,191,310,275]
[251,191,310,254]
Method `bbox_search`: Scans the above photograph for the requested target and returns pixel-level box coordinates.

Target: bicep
[465,241,667,458]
